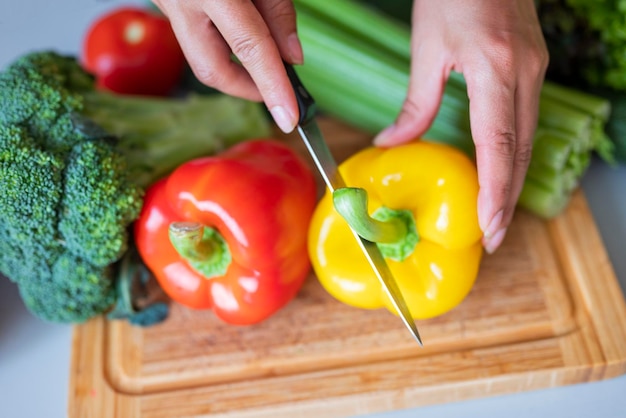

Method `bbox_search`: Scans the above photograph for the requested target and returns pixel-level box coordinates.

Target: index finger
[205,0,298,133]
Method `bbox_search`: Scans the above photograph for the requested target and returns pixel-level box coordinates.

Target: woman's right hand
[151,0,302,133]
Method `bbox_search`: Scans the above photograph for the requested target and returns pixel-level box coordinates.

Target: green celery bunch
[293,0,614,218]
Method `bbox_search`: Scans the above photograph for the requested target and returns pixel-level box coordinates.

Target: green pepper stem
[333,187,406,243]
[169,222,211,260]
[333,187,419,262]
[168,222,231,278]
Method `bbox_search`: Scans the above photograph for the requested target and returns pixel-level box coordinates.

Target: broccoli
[0,50,271,324]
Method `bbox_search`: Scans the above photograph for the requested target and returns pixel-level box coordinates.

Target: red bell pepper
[134,140,318,325]
[81,6,185,96]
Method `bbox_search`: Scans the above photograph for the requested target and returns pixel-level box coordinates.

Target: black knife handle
[284,62,317,125]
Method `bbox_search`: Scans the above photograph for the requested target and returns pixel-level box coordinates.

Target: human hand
[151,0,302,133]
[373,0,549,254]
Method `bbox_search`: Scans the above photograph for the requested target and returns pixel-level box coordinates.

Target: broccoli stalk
[0,51,271,324]
[106,245,169,327]
[81,90,271,189]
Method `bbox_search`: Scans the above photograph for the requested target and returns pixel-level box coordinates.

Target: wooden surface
[69,118,626,418]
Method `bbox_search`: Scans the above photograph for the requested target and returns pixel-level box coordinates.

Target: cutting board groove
[69,118,626,418]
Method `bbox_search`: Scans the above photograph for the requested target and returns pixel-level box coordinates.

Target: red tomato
[81,6,185,96]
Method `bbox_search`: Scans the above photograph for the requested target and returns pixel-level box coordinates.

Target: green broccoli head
[0,53,142,323]
[18,252,116,323]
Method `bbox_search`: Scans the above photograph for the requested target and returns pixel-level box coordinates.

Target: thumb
[373,48,448,147]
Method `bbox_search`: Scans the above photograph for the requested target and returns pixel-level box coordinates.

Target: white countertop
[1,1,625,417]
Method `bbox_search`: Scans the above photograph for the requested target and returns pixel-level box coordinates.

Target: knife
[284,64,423,346]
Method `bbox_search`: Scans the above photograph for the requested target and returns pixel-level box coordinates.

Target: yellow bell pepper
[308,140,484,320]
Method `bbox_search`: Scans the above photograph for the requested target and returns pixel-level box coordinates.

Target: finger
[253,0,303,64]
[507,75,542,220]
[508,49,548,221]
[160,2,262,102]
[465,67,517,254]
[205,0,298,133]
[373,42,449,147]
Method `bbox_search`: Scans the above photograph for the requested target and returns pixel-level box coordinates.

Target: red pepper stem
[168,222,231,278]
[333,187,418,261]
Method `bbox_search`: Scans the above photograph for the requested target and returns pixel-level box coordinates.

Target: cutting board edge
[548,190,626,365]
[103,319,564,396]
[68,319,626,418]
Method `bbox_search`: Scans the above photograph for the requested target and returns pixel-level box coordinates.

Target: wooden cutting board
[68,118,626,418]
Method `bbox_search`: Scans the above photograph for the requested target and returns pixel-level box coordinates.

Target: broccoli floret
[0,52,94,152]
[0,50,271,324]
[59,140,142,267]
[0,222,57,286]
[0,125,64,244]
[18,253,116,323]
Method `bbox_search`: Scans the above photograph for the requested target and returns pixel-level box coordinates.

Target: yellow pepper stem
[333,187,418,261]
[168,222,231,278]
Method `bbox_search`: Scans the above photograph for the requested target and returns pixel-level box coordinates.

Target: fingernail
[270,105,296,133]
[482,209,503,238]
[373,124,396,146]
[287,33,303,64]
[484,227,507,254]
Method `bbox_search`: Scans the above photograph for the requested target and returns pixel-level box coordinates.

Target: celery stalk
[295,65,395,131]
[518,180,571,218]
[531,129,573,170]
[538,99,593,146]
[541,82,611,122]
[526,162,578,193]
[295,0,412,60]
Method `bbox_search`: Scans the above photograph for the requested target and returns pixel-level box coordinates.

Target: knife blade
[284,63,423,346]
